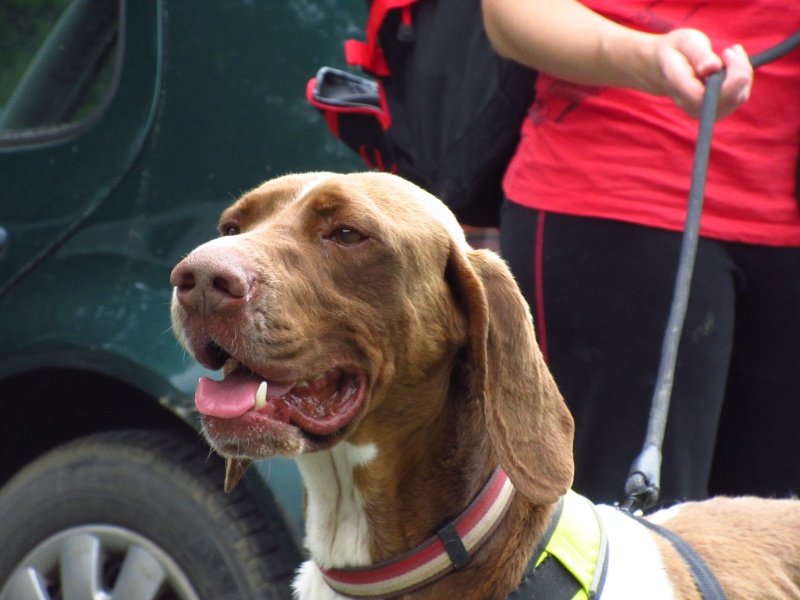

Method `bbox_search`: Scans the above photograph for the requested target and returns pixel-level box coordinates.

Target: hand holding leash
[653,29,752,119]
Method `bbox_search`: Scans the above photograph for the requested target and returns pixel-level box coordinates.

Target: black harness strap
[506,555,584,600]
[626,512,727,600]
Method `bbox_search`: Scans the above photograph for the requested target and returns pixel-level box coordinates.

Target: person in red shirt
[483,0,800,503]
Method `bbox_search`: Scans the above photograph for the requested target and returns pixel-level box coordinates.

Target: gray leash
[619,29,800,600]
[623,29,800,514]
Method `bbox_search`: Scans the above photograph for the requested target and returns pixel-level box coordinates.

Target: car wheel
[0,429,301,600]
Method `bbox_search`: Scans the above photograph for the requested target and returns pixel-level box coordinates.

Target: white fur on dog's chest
[293,562,349,600]
[292,442,378,600]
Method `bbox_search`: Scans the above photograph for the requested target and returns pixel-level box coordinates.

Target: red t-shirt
[503,1,800,246]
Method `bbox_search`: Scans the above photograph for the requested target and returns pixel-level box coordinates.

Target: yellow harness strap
[534,490,608,599]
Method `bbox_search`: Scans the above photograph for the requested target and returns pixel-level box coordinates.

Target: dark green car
[0,1,362,598]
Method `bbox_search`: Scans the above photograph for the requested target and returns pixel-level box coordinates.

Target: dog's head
[170,172,573,503]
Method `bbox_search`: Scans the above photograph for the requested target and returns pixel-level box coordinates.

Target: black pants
[501,201,800,504]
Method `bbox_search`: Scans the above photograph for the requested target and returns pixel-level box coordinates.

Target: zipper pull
[397,6,414,42]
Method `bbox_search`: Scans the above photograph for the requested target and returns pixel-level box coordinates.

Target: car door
[0,0,162,296]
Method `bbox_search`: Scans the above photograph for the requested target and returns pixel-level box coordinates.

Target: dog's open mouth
[195,357,366,438]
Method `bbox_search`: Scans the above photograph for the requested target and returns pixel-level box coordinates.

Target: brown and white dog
[170,172,800,600]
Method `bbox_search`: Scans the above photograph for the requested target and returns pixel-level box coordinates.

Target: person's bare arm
[481,0,752,118]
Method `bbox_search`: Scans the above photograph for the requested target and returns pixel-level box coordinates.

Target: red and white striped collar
[320,465,516,599]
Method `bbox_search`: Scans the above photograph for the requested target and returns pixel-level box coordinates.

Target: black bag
[307,0,537,227]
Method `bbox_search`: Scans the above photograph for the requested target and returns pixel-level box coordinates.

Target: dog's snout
[171,249,254,316]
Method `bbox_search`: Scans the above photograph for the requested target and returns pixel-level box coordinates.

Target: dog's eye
[330,228,364,246]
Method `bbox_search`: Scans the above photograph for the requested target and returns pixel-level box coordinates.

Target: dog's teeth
[311,373,326,381]
[254,381,267,409]
[222,358,240,377]
[295,380,310,389]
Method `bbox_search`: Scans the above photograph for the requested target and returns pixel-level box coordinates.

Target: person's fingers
[671,29,723,77]
[656,31,752,120]
[717,44,753,117]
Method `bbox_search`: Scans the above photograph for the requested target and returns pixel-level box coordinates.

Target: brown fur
[658,497,800,599]
[171,172,800,599]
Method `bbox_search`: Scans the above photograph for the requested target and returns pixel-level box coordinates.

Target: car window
[0,0,120,141]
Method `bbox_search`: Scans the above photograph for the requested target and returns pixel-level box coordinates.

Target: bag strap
[345,0,418,76]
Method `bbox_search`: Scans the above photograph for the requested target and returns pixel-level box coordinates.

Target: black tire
[0,429,302,600]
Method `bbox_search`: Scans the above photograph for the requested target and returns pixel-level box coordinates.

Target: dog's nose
[171,249,254,316]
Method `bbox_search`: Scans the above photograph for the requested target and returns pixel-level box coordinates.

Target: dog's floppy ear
[447,244,574,504]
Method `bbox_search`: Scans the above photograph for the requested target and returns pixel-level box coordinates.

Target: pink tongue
[195,372,296,419]
[194,371,364,435]
[195,374,260,419]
